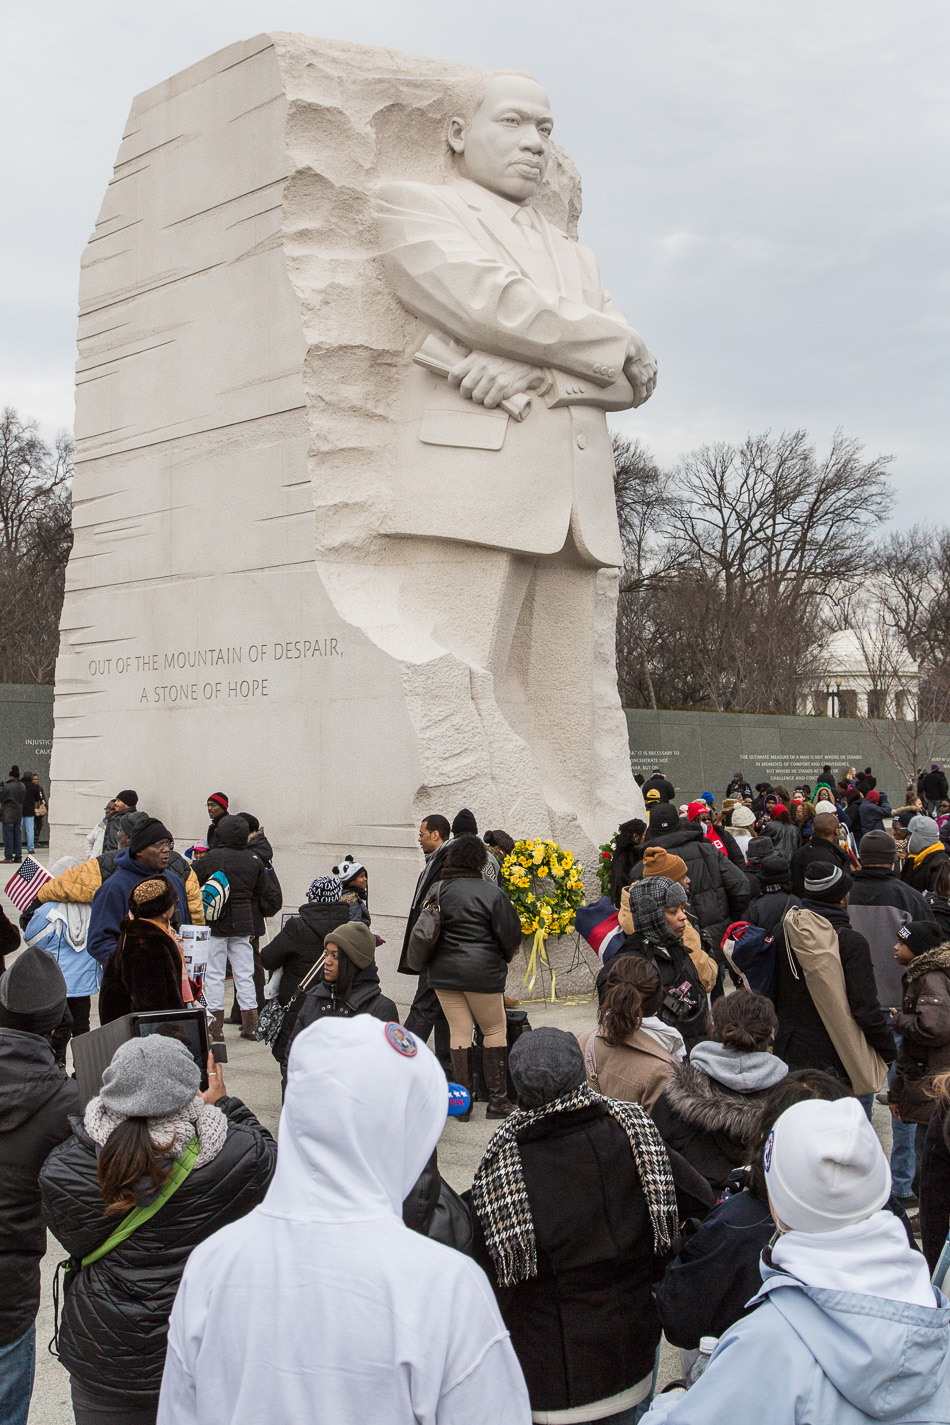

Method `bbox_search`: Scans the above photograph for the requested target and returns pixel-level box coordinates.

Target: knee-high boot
[483,1046,514,1119]
[449,1048,473,1121]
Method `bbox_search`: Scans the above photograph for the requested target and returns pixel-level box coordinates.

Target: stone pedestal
[52,33,643,922]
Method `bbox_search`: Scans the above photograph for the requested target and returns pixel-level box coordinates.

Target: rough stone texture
[52,33,643,929]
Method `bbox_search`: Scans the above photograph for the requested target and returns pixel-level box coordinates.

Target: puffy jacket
[656,1187,775,1349]
[848,867,936,1011]
[36,851,205,928]
[641,774,675,802]
[789,836,853,897]
[857,795,892,837]
[23,904,101,997]
[40,1098,276,1406]
[629,825,750,957]
[890,945,950,1124]
[426,871,523,994]
[97,918,188,1025]
[247,830,281,935]
[470,1099,666,1415]
[260,899,361,1004]
[773,902,894,1083]
[284,966,399,1073]
[763,820,801,861]
[86,851,190,965]
[194,816,268,938]
[402,1150,473,1255]
[0,1029,77,1347]
[650,1042,787,1193]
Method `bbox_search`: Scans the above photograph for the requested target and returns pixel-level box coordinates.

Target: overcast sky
[3,0,946,522]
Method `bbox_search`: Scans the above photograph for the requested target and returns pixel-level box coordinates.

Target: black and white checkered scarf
[471,1083,679,1287]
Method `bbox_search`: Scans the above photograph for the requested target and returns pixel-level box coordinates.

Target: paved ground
[2,857,899,1422]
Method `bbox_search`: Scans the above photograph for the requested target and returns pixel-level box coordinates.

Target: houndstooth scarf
[471,1083,679,1287]
[84,1095,228,1169]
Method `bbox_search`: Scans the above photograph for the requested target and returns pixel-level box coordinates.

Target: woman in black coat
[470,1028,678,1422]
[650,990,788,1193]
[283,922,398,1077]
[427,835,523,1118]
[40,1034,275,1425]
[98,877,189,1025]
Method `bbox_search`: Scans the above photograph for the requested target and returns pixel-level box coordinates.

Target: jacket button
[576,433,588,450]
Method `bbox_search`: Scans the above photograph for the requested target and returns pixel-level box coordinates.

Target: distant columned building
[799,629,918,720]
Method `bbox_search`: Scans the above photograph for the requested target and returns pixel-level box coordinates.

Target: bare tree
[0,409,73,683]
[614,428,894,713]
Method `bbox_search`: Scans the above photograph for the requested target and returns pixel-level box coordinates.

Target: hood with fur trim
[903,942,950,984]
[659,1058,779,1139]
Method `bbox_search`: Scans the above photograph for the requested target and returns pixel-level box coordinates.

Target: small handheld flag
[4,856,53,912]
[447,1082,472,1117]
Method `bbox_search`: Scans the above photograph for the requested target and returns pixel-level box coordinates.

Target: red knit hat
[208,792,229,811]
[686,800,707,821]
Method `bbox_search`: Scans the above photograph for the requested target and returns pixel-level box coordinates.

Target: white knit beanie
[764,1098,891,1233]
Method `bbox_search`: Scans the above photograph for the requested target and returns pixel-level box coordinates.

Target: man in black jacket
[628,804,750,961]
[400,814,452,1072]
[641,768,675,803]
[920,763,949,813]
[195,815,268,1040]
[773,861,894,1089]
[789,811,852,896]
[0,947,77,1422]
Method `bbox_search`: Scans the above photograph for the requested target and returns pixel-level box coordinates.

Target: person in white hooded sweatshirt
[157,1016,531,1425]
[642,1097,950,1424]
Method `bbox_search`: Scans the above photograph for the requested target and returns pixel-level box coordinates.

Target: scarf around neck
[84,1094,228,1170]
[471,1084,678,1287]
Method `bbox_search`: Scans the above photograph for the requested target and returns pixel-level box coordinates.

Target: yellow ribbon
[522,927,557,1003]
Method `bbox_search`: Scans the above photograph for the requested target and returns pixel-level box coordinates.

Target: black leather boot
[484,1046,514,1118]
[450,1048,474,1121]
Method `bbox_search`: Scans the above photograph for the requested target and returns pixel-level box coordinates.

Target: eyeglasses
[152,841,173,852]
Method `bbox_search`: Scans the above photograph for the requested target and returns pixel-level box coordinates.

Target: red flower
[602,851,610,860]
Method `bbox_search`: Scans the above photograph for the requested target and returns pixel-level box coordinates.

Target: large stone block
[52,34,645,919]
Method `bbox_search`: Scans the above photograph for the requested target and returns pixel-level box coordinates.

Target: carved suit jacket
[375,177,639,566]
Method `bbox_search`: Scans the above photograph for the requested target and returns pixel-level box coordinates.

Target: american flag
[4,856,52,912]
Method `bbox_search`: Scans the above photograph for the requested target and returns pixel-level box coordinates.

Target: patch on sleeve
[385,1022,418,1057]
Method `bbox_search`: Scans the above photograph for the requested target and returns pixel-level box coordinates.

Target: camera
[662,979,701,1021]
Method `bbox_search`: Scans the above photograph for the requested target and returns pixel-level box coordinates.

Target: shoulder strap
[78,1135,201,1270]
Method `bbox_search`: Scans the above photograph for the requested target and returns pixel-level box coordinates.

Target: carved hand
[448,351,547,409]
[624,331,658,409]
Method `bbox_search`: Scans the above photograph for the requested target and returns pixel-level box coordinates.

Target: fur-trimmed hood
[904,943,950,984]
[659,1056,784,1138]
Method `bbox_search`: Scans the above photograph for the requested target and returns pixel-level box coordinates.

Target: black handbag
[405,881,444,972]
[254,954,324,1047]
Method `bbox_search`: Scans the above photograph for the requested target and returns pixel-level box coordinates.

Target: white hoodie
[157,1017,530,1425]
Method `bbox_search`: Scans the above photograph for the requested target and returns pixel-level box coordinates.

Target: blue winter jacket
[86,850,189,966]
[645,1266,950,1424]
[24,904,101,997]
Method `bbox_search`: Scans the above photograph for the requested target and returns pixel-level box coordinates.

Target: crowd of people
[1,766,48,863]
[1,765,949,1423]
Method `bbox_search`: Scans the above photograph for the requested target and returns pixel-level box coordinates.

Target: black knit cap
[129,818,173,855]
[745,836,774,865]
[649,803,680,833]
[897,920,946,957]
[803,860,853,903]
[114,789,138,807]
[0,946,67,1027]
[451,808,478,837]
[859,830,896,864]
[760,854,790,882]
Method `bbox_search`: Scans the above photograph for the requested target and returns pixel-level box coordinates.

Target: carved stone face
[449,75,553,204]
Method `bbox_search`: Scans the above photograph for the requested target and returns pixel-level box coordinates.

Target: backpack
[722,921,776,1000]
[782,905,888,1095]
[258,865,283,920]
[201,870,230,923]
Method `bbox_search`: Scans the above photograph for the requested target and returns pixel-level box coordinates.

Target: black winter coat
[247,831,281,936]
[773,902,894,1083]
[471,1101,665,1414]
[398,842,450,975]
[402,1150,473,1255]
[904,846,950,895]
[642,774,675,802]
[629,825,750,958]
[920,1097,950,1273]
[283,965,398,1075]
[656,1188,774,1349]
[40,1098,276,1406]
[598,933,710,1052]
[747,889,800,937]
[260,900,356,1005]
[650,1062,774,1192]
[427,870,522,994]
[194,816,268,937]
[98,918,187,1025]
[922,770,949,804]
[763,820,801,861]
[0,1029,77,1347]
[789,837,853,897]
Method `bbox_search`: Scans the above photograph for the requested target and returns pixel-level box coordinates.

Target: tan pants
[435,990,507,1050]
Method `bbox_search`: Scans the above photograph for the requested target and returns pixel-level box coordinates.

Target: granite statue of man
[371,71,655,847]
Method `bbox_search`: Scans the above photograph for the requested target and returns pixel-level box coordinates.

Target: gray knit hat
[325,921,377,970]
[0,946,67,1019]
[100,1034,200,1118]
[803,860,853,903]
[908,815,940,855]
[509,1027,585,1107]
